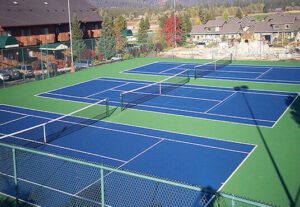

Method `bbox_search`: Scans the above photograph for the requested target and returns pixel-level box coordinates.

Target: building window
[273,25,280,29]
[215,27,220,32]
[285,24,290,29]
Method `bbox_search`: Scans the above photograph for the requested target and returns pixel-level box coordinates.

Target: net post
[159,83,162,95]
[12,148,19,204]
[43,124,47,143]
[105,98,109,117]
[120,93,124,111]
[100,168,105,207]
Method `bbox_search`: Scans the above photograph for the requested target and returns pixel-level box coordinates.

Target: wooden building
[0,0,102,47]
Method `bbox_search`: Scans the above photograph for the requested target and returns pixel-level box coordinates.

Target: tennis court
[0,104,255,207]
[124,61,300,84]
[37,77,298,127]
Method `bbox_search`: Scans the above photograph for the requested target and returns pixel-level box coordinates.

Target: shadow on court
[286,95,300,127]
[0,196,32,207]
[234,86,297,207]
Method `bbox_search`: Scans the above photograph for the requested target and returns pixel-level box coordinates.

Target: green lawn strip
[0,57,299,206]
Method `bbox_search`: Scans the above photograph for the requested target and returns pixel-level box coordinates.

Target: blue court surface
[37,77,298,127]
[0,104,255,206]
[124,62,300,84]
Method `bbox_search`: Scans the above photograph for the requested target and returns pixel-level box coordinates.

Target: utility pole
[174,0,177,48]
[68,0,74,72]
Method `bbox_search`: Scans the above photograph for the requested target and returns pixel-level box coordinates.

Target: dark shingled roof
[249,21,274,33]
[221,22,243,34]
[204,19,226,28]
[266,13,296,24]
[190,25,205,35]
[0,0,102,27]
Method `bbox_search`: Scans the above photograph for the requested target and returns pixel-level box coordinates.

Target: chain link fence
[0,142,275,207]
[1,33,298,88]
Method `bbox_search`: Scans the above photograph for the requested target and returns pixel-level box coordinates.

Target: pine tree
[114,16,127,30]
[158,15,168,29]
[98,15,116,60]
[138,18,148,44]
[180,14,192,44]
[236,7,243,19]
[144,16,150,31]
[71,14,86,60]
[114,16,127,52]
[223,9,229,21]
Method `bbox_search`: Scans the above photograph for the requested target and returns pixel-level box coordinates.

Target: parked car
[0,70,11,81]
[111,54,123,62]
[4,68,21,80]
[74,60,92,70]
[16,65,35,78]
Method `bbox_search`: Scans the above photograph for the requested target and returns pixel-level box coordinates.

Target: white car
[111,54,123,61]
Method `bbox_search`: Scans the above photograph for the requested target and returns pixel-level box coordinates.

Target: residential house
[190,19,226,43]
[0,0,102,47]
[221,22,243,41]
[190,13,300,45]
[251,13,300,44]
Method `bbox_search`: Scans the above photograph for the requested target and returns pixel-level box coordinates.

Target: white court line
[205,92,238,113]
[102,77,298,96]
[85,83,129,98]
[0,115,29,126]
[37,76,298,102]
[122,61,159,73]
[39,76,103,95]
[37,91,279,127]
[121,99,275,123]
[34,76,130,97]
[271,93,299,128]
[0,108,252,154]
[255,67,273,80]
[42,92,100,101]
[74,139,164,195]
[0,104,258,147]
[113,88,222,102]
[37,83,289,127]
[197,69,262,74]
[204,145,257,207]
[158,64,187,74]
[2,133,126,163]
[228,64,300,70]
[0,171,103,206]
[204,75,300,84]
[107,84,293,97]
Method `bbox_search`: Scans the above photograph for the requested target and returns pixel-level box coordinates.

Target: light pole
[67,0,74,72]
[174,0,177,48]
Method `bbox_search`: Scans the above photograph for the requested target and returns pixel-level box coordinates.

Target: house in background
[190,19,226,43]
[0,0,102,47]
[190,13,300,46]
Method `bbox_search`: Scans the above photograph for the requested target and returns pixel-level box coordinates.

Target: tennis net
[120,69,190,110]
[194,54,232,79]
[0,99,109,148]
